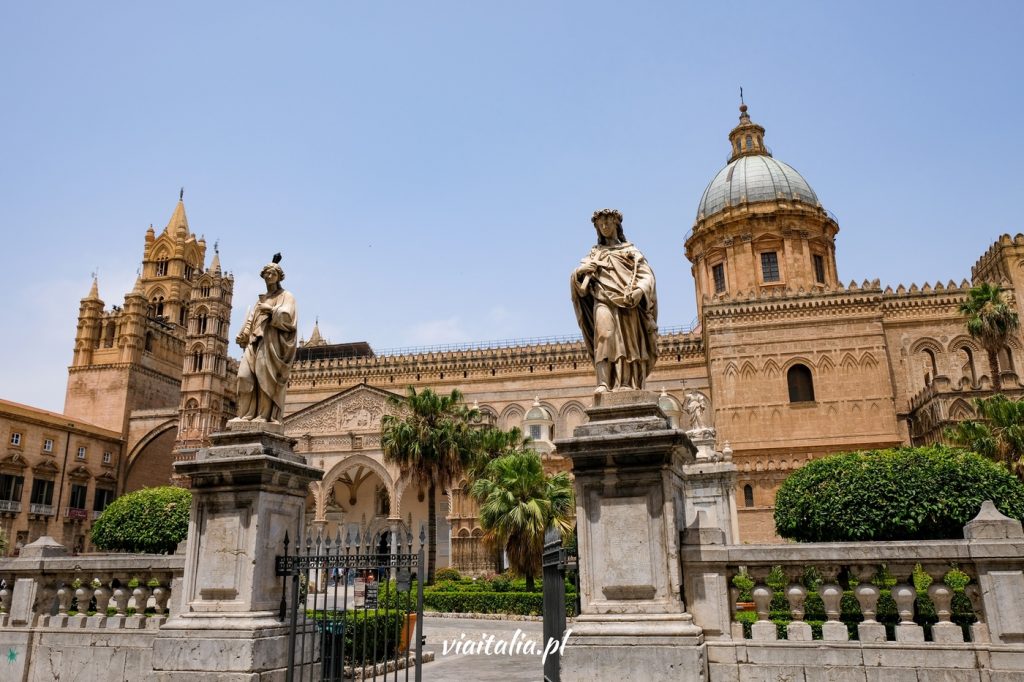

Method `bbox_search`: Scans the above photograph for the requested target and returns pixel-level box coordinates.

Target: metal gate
[541,526,578,682]
[276,527,425,682]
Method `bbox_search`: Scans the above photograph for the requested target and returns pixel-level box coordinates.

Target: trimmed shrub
[433,567,462,582]
[91,486,191,554]
[774,446,1024,542]
[314,610,410,665]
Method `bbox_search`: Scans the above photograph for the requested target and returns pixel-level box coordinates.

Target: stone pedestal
[554,392,707,682]
[152,425,323,681]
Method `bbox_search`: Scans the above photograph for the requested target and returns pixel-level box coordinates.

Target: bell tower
[175,244,237,453]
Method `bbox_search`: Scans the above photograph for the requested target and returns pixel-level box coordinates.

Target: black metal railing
[542,526,578,682]
[276,527,425,682]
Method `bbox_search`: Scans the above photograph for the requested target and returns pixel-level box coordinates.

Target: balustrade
[0,551,182,630]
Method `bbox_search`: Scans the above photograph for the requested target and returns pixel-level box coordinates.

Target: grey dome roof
[696,155,819,219]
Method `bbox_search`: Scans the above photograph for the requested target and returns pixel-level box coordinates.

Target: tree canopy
[381,386,478,584]
[960,283,1020,390]
[774,446,1024,542]
[470,450,574,590]
[945,394,1024,480]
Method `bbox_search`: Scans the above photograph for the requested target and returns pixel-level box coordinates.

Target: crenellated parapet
[972,233,1024,283]
[288,327,703,388]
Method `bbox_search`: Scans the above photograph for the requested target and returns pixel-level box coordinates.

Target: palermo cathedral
[4,104,1023,561]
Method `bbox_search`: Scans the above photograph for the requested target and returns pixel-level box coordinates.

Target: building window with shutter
[813,254,826,284]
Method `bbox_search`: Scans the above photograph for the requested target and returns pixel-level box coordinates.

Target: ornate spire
[85,275,100,301]
[727,99,769,162]
[305,317,326,347]
[210,241,221,274]
[164,193,190,238]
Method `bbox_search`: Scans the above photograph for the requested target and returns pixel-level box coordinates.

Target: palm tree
[470,451,574,591]
[960,283,1020,391]
[381,387,478,585]
[946,394,1024,479]
[466,425,530,480]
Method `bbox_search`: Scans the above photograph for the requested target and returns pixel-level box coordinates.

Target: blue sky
[3,2,1023,413]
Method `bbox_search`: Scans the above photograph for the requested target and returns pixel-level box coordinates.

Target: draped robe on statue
[237,287,298,422]
[571,241,658,390]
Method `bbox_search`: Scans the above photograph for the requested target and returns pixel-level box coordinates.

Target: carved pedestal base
[555,392,707,681]
[152,425,323,681]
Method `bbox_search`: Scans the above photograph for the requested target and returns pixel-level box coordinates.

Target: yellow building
[0,399,121,554]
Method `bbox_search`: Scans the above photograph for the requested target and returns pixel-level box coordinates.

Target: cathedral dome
[696,155,819,220]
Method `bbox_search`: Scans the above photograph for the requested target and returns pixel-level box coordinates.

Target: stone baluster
[926,565,964,643]
[88,579,112,628]
[127,583,151,629]
[150,580,171,629]
[890,565,924,642]
[964,582,990,643]
[817,565,848,641]
[783,567,811,641]
[727,580,744,640]
[852,564,885,642]
[50,581,74,627]
[749,566,777,641]
[110,580,130,628]
[0,580,11,626]
[71,583,91,628]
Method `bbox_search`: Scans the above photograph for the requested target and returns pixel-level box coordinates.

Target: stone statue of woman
[233,254,298,423]
[571,209,658,393]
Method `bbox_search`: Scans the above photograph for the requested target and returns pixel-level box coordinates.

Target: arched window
[178,305,188,326]
[155,257,168,277]
[103,320,116,348]
[923,348,938,384]
[193,351,204,372]
[743,484,754,508]
[960,347,977,385]
[199,314,208,334]
[745,134,753,149]
[787,364,815,402]
[151,296,165,318]
[144,332,153,353]
[1001,346,1015,373]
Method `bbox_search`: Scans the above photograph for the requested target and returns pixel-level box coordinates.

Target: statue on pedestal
[233,254,298,423]
[684,391,709,431]
[571,209,659,393]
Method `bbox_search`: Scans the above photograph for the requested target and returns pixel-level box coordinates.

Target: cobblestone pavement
[420,616,549,681]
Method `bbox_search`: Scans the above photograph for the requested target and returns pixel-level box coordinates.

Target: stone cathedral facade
[4,104,1022,558]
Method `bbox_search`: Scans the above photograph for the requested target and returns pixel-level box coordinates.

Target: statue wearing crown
[233,253,298,423]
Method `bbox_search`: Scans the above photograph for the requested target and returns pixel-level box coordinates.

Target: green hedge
[378,580,578,616]
[312,610,410,665]
[774,446,1024,542]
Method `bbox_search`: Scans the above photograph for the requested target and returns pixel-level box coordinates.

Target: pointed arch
[723,362,739,379]
[839,353,858,373]
[818,355,836,375]
[948,398,974,421]
[859,351,879,369]
[499,403,525,431]
[762,358,781,378]
[739,361,757,380]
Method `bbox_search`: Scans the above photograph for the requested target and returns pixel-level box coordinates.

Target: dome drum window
[760,252,781,283]
[712,263,727,293]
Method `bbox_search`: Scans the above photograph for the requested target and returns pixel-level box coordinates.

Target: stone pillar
[964,500,1024,644]
[152,423,323,680]
[554,392,707,682]
[681,428,739,544]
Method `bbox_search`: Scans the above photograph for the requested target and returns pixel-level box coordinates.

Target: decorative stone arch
[762,358,781,378]
[499,403,526,432]
[322,453,396,519]
[859,351,879,369]
[948,336,983,355]
[739,361,757,380]
[838,352,859,373]
[910,337,943,355]
[557,400,588,439]
[817,354,836,374]
[948,398,975,422]
[476,404,499,424]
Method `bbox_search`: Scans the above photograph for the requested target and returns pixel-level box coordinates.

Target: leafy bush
[91,486,191,554]
[774,446,1024,542]
[314,610,411,665]
[434,567,462,582]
